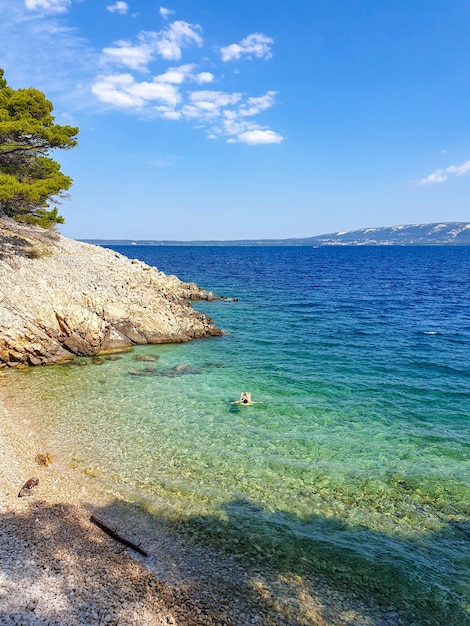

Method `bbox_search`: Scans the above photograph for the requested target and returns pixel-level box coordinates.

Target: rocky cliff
[0,218,222,367]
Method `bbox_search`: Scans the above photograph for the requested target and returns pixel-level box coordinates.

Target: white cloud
[92,73,180,108]
[160,109,182,120]
[220,33,273,62]
[91,18,280,144]
[130,80,179,106]
[107,2,129,15]
[419,170,447,184]
[177,88,282,144]
[5,4,282,146]
[447,160,470,176]
[24,0,71,13]
[153,65,213,86]
[234,129,283,145]
[159,7,175,20]
[101,22,203,70]
[182,90,242,120]
[221,110,260,137]
[419,159,470,184]
[195,72,214,84]
[154,63,214,90]
[155,64,196,84]
[178,89,284,144]
[155,20,203,61]
[102,37,154,71]
[91,68,282,144]
[239,91,278,117]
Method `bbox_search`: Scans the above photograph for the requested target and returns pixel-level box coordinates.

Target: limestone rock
[0,218,223,367]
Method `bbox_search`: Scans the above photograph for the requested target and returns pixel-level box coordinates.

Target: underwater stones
[159,364,202,377]
[448,520,470,537]
[71,359,88,366]
[35,453,53,467]
[128,366,159,377]
[128,362,205,378]
[128,355,223,378]
[83,467,100,478]
[134,353,159,362]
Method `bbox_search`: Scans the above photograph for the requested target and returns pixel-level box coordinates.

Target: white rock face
[0,219,222,367]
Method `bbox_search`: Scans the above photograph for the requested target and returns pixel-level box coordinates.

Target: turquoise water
[3,246,469,623]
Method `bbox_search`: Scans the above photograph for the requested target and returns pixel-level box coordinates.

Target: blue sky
[1,0,469,240]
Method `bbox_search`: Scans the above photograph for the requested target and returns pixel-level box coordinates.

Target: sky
[1,0,469,240]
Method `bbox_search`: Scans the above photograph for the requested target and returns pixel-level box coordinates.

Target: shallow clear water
[4,246,470,622]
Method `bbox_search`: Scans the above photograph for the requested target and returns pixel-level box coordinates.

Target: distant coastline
[82,221,470,247]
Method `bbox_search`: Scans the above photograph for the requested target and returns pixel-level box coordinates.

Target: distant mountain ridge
[83,222,470,246]
[302,222,470,246]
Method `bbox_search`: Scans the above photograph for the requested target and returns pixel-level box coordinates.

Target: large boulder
[0,219,222,367]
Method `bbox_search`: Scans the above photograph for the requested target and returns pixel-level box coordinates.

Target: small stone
[134,354,159,362]
[35,453,53,467]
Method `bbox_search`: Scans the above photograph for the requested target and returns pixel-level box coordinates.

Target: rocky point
[0,218,222,367]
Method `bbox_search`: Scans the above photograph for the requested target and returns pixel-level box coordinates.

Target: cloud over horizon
[419,159,470,184]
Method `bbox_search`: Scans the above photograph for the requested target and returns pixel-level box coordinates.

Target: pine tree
[0,69,78,228]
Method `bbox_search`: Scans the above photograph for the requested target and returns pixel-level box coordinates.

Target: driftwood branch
[18,477,39,498]
[90,515,148,557]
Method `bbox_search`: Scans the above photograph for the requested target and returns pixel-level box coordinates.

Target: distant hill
[299,222,470,246]
[83,222,470,247]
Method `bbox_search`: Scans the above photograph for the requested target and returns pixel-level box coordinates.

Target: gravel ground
[0,392,408,626]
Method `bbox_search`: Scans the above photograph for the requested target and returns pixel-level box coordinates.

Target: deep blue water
[6,245,470,622]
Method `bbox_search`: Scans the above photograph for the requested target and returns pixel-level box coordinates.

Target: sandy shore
[0,387,406,626]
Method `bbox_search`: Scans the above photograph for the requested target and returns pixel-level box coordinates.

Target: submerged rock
[134,353,159,362]
[128,365,159,377]
[128,363,204,378]
[35,453,53,467]
[157,364,203,377]
[0,218,223,367]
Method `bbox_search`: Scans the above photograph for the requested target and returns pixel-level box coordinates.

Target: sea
[4,245,470,624]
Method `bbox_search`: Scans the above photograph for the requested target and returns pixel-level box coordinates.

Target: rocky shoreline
[0,218,222,368]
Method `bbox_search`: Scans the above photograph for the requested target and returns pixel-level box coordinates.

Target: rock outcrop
[0,218,222,367]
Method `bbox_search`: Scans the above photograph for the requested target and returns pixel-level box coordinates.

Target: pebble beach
[0,387,410,626]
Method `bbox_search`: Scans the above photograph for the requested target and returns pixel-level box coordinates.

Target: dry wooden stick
[90,515,148,557]
[18,477,39,498]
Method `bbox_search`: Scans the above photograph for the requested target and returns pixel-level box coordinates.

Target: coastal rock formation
[0,218,222,367]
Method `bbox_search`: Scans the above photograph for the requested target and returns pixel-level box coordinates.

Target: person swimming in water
[231,392,262,405]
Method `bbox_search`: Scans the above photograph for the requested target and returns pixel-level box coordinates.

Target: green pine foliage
[0,69,78,228]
